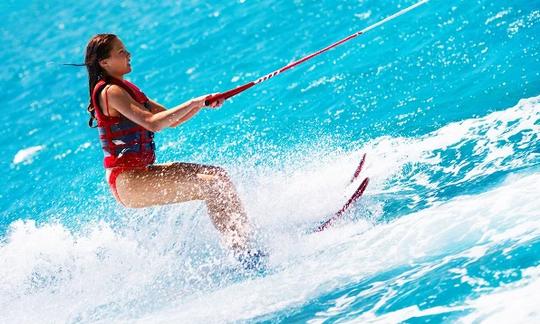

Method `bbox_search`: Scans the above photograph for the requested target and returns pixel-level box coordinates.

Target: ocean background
[1,0,539,322]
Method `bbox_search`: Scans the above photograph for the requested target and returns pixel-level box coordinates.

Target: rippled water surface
[1,0,539,322]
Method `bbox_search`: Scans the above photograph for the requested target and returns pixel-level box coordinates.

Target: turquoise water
[1,0,539,322]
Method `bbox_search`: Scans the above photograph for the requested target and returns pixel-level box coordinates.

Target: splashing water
[1,0,539,322]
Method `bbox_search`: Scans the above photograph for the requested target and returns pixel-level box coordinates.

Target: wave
[1,95,539,323]
[2,168,533,322]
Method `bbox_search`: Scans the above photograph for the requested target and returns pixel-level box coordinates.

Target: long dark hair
[84,34,117,127]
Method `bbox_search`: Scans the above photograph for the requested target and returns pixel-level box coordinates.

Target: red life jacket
[91,78,156,169]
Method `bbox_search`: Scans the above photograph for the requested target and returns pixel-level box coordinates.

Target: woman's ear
[98,58,108,69]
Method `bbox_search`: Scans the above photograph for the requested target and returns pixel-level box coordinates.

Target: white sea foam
[461,266,540,323]
[142,171,540,323]
[1,155,538,323]
[359,95,540,197]
[12,145,45,165]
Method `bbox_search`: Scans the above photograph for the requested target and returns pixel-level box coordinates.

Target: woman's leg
[114,162,252,251]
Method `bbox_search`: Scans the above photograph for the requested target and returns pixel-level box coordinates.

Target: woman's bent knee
[201,165,228,178]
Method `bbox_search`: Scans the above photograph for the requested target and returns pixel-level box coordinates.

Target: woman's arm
[150,97,224,128]
[148,99,199,128]
[147,99,166,113]
[104,85,208,132]
[169,106,200,127]
[169,97,224,127]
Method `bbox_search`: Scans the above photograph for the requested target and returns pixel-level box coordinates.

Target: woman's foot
[234,248,268,272]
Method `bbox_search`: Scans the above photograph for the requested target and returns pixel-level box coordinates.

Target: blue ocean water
[1,0,539,322]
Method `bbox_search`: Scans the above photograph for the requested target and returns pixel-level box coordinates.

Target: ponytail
[83,34,117,128]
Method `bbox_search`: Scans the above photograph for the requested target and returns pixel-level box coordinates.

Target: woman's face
[99,38,131,76]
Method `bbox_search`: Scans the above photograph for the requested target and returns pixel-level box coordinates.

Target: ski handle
[205,82,255,106]
[204,0,429,106]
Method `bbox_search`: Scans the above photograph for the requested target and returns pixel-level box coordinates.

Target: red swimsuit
[91,78,156,205]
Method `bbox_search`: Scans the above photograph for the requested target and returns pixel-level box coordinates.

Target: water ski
[314,153,369,232]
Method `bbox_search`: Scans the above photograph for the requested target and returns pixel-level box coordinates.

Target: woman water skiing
[82,34,263,269]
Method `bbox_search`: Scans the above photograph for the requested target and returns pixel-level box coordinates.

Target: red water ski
[314,177,370,232]
[350,153,367,183]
